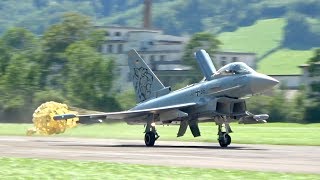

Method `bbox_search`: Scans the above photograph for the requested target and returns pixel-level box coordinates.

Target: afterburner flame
[27,101,79,135]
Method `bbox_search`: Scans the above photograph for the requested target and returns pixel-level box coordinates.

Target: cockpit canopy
[215,62,255,76]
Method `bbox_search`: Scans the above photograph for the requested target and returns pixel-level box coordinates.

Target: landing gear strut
[144,114,159,147]
[217,123,232,147]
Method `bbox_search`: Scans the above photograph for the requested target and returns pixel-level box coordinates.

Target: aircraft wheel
[144,131,156,147]
[219,132,231,147]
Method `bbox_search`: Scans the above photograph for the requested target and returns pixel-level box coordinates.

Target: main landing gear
[145,131,157,146]
[144,115,159,147]
[217,123,232,147]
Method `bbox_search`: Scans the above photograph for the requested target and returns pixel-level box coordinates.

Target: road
[0,136,319,174]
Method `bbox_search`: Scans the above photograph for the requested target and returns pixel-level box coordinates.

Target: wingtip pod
[53,114,77,120]
[253,114,269,121]
[239,114,269,124]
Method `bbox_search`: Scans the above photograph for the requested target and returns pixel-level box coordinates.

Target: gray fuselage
[131,63,278,122]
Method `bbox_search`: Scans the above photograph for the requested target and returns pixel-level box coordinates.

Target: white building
[99,26,188,91]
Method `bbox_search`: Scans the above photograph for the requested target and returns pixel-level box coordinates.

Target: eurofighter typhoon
[54,49,279,147]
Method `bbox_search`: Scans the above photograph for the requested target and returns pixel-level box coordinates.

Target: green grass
[1,123,320,146]
[218,18,285,57]
[257,48,313,75]
[0,157,318,180]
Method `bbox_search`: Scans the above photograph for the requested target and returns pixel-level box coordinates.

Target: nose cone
[250,73,279,94]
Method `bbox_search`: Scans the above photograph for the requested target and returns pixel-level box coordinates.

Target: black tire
[144,132,156,147]
[225,134,231,145]
[218,133,231,147]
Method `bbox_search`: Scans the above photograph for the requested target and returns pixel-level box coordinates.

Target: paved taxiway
[0,136,319,174]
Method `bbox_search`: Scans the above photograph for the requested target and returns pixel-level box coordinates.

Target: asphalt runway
[0,136,319,174]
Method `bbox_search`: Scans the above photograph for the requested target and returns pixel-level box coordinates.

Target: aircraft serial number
[191,89,206,96]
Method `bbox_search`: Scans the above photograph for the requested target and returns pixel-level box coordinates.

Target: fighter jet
[54,49,279,147]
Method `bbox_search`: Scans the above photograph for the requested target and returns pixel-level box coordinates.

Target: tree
[246,91,304,123]
[308,49,320,87]
[115,88,136,110]
[266,91,290,122]
[1,28,45,88]
[85,29,107,50]
[42,12,107,58]
[0,41,11,76]
[0,13,115,122]
[0,52,41,122]
[0,27,43,122]
[64,42,118,111]
[33,0,49,9]
[283,14,320,49]
[42,13,92,55]
[99,0,114,16]
[41,13,107,88]
[309,49,320,62]
[302,49,320,123]
[303,100,320,123]
[182,32,221,82]
[1,27,38,51]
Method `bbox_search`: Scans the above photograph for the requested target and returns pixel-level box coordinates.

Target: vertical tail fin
[195,49,216,80]
[128,49,171,103]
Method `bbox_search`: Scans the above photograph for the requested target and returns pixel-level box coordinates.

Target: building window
[221,60,226,66]
[105,31,110,36]
[150,55,155,62]
[101,44,106,53]
[117,44,123,53]
[221,56,226,60]
[115,32,121,36]
[108,44,113,53]
[232,57,238,62]
[160,55,165,61]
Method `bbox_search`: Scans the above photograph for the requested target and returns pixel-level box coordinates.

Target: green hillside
[258,49,313,75]
[218,18,285,57]
[218,18,313,75]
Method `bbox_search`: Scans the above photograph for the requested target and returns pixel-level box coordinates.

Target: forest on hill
[1,0,320,49]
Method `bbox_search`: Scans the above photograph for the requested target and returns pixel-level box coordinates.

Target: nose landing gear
[218,132,231,147]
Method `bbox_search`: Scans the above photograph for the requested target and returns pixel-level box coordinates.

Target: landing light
[151,122,156,127]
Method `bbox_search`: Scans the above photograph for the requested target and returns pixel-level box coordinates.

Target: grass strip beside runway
[0,157,319,180]
[0,123,319,146]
